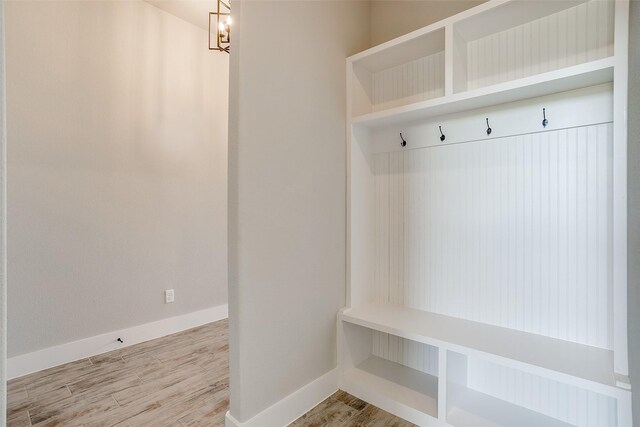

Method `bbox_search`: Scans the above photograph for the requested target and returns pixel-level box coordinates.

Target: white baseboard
[225,368,338,427]
[8,304,228,380]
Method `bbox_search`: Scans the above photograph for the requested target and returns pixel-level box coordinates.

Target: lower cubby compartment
[447,384,574,427]
[446,351,617,427]
[340,321,440,425]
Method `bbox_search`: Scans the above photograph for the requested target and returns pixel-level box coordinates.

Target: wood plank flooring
[290,391,416,427]
[7,319,414,426]
[8,320,229,427]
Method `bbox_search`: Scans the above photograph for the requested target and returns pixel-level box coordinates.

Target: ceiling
[144,0,216,31]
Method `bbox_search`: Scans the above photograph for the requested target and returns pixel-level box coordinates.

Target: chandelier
[209,0,231,53]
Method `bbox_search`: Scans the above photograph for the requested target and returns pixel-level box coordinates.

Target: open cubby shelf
[445,351,618,427]
[344,356,439,417]
[340,322,441,425]
[341,0,631,425]
[447,385,575,427]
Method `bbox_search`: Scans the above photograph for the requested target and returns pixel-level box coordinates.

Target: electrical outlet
[165,289,175,304]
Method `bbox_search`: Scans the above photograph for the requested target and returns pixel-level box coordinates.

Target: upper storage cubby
[452,0,614,93]
[348,0,616,128]
[350,27,445,117]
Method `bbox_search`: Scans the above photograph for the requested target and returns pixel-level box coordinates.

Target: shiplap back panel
[372,331,439,376]
[465,0,614,91]
[371,51,445,112]
[373,123,612,349]
[466,357,616,427]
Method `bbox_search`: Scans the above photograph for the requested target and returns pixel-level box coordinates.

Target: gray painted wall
[627,1,639,424]
[227,1,370,422]
[5,0,229,357]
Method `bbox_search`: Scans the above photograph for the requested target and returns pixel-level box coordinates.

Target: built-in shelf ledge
[340,303,626,397]
[351,57,615,129]
[341,356,439,425]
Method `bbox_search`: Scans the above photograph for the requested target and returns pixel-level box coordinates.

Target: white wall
[227,0,370,422]
[144,0,213,31]
[370,0,486,46]
[627,0,639,422]
[5,0,228,358]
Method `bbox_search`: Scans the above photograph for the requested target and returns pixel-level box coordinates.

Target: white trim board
[8,303,228,380]
[225,368,339,427]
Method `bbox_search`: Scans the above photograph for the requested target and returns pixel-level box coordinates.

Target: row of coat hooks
[399,108,549,147]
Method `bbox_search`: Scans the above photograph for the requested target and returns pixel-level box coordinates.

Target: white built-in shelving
[342,303,617,391]
[340,0,631,425]
[352,57,613,128]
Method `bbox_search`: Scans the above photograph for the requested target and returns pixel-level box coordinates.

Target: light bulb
[219,22,225,32]
[226,16,232,25]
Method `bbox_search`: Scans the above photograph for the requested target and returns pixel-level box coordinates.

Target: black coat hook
[486,118,492,135]
[439,126,445,142]
[400,133,407,147]
[542,108,548,127]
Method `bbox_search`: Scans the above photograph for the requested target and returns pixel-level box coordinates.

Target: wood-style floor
[7,319,413,426]
[290,391,415,427]
[8,320,229,427]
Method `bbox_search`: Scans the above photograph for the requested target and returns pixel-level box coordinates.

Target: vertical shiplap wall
[465,0,614,91]
[371,51,444,111]
[466,357,616,427]
[374,123,613,350]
